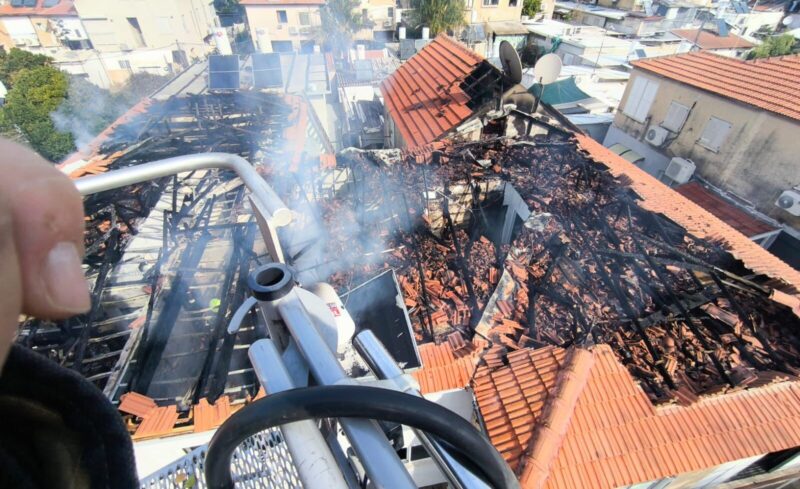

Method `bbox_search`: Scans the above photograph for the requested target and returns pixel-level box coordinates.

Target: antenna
[533,53,562,85]
[531,53,562,114]
[499,40,523,84]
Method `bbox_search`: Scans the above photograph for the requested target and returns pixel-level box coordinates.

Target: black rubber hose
[205,385,519,489]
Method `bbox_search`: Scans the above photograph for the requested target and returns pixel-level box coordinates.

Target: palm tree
[410,0,465,37]
[317,0,367,58]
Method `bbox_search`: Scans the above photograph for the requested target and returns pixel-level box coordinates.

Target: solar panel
[354,59,373,82]
[42,0,60,6]
[251,53,283,89]
[208,55,240,90]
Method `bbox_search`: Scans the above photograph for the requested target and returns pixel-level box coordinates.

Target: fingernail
[45,242,91,313]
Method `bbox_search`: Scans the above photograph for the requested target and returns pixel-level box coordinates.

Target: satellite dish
[533,53,562,85]
[499,40,523,84]
[783,15,794,27]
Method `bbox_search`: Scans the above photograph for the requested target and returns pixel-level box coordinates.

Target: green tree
[317,0,366,57]
[3,66,74,161]
[523,0,542,17]
[0,48,51,88]
[410,0,465,36]
[746,34,797,59]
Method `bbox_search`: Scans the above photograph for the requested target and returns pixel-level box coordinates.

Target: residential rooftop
[632,52,800,122]
[0,0,75,16]
[671,28,756,50]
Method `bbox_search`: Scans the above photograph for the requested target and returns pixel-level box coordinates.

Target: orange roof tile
[134,405,180,438]
[675,182,775,237]
[474,345,800,489]
[380,35,484,150]
[0,0,76,16]
[573,133,800,295]
[193,396,232,433]
[631,52,800,122]
[118,392,158,418]
[670,29,755,50]
[412,332,482,394]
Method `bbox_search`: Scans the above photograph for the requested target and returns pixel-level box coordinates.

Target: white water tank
[422,27,430,39]
[399,26,406,39]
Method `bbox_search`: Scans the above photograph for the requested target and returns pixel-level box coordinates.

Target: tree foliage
[0,48,171,162]
[318,0,366,56]
[523,0,542,17]
[410,0,465,36]
[746,34,797,59]
[3,66,74,161]
[0,48,51,88]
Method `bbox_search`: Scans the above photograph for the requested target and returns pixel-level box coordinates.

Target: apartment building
[241,0,323,53]
[603,52,800,228]
[353,0,396,42]
[0,0,90,53]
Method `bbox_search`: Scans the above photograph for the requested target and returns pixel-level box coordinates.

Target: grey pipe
[73,152,292,226]
[275,290,417,489]
[354,330,491,489]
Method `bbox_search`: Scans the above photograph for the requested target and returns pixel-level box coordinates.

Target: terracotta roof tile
[675,182,775,237]
[134,405,179,439]
[0,0,76,16]
[671,29,755,50]
[193,396,232,432]
[631,52,800,122]
[474,345,800,489]
[380,35,484,150]
[573,133,800,295]
[412,332,482,393]
[118,392,158,418]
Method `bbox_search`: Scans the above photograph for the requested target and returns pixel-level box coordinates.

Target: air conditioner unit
[664,157,695,184]
[288,26,298,35]
[383,19,393,27]
[299,26,311,34]
[775,189,800,216]
[645,125,669,146]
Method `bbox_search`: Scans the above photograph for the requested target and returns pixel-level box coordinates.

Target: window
[697,117,732,152]
[509,0,518,6]
[622,76,659,123]
[277,10,288,24]
[362,8,369,23]
[388,7,394,20]
[119,60,132,70]
[271,40,293,52]
[660,101,690,132]
[298,12,310,25]
[126,17,145,47]
[483,0,500,6]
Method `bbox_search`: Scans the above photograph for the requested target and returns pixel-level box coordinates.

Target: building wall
[464,0,523,24]
[244,4,322,52]
[609,70,800,227]
[74,0,216,55]
[596,0,640,13]
[353,0,396,42]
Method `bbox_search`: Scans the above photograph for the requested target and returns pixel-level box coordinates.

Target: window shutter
[698,117,732,152]
[623,77,659,123]
[661,101,690,132]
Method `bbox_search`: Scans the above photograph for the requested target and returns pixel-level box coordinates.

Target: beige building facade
[242,0,323,53]
[73,0,216,55]
[604,67,800,228]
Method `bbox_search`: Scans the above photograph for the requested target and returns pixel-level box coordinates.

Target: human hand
[0,139,90,367]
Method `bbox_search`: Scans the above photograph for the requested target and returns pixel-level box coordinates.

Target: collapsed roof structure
[15,35,800,487]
